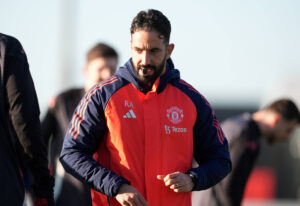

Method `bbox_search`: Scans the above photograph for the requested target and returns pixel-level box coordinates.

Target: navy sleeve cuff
[111,176,131,197]
[187,168,202,191]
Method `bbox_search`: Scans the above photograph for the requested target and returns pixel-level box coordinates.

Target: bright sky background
[1,0,300,114]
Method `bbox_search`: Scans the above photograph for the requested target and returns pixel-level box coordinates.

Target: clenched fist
[116,184,148,206]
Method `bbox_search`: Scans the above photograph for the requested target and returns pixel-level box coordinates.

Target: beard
[134,55,167,83]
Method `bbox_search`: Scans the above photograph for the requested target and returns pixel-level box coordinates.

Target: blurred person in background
[42,43,118,206]
[0,33,54,206]
[193,98,300,206]
[60,9,231,206]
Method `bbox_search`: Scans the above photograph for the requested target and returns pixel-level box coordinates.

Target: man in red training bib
[60,9,232,206]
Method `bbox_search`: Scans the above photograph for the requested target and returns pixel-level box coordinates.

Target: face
[85,57,118,88]
[131,30,174,83]
[268,118,298,144]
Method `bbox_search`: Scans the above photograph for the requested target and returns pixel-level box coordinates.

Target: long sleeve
[186,93,232,191]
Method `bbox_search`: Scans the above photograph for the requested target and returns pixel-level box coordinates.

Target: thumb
[157,175,166,180]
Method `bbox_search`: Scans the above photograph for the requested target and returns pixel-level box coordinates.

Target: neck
[138,79,155,93]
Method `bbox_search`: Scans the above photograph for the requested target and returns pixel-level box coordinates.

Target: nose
[99,68,111,80]
[141,51,151,66]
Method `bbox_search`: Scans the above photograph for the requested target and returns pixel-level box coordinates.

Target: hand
[157,171,194,192]
[116,184,148,206]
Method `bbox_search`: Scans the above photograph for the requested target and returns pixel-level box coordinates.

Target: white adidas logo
[123,109,136,119]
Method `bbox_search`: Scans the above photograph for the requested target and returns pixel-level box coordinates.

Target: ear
[166,43,175,59]
[271,113,281,127]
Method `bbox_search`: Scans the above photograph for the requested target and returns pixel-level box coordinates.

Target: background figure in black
[0,33,54,206]
[42,43,118,206]
[193,98,300,206]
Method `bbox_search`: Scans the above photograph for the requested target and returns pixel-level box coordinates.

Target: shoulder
[58,88,84,99]
[172,79,213,111]
[221,113,253,141]
[0,33,18,47]
[0,33,24,58]
[48,88,84,109]
[84,75,129,107]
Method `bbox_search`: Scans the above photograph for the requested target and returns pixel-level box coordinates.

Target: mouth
[138,65,155,77]
[139,68,153,76]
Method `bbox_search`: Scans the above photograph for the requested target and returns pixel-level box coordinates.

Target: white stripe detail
[129,109,136,118]
[123,109,136,119]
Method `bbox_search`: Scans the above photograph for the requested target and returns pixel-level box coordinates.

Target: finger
[173,183,186,193]
[122,195,136,206]
[156,175,165,180]
[164,172,181,182]
[170,182,181,189]
[174,188,180,193]
[175,186,188,193]
[137,194,148,206]
[165,178,177,186]
[135,193,147,206]
[165,171,181,178]
[132,197,141,206]
[122,201,130,206]
[165,174,181,186]
[167,171,181,179]
[131,192,147,206]
[127,197,137,206]
[174,183,192,193]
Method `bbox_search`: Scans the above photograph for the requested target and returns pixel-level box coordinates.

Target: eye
[134,47,143,53]
[150,48,160,53]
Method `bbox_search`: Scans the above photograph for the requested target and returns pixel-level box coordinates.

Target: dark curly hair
[130,9,171,44]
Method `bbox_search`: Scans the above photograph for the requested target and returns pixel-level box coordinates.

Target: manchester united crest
[166,106,184,124]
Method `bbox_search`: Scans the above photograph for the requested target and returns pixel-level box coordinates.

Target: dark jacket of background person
[193,113,260,206]
[214,113,260,205]
[193,100,300,206]
[42,88,92,206]
[41,42,118,206]
[42,88,85,175]
[0,33,54,206]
